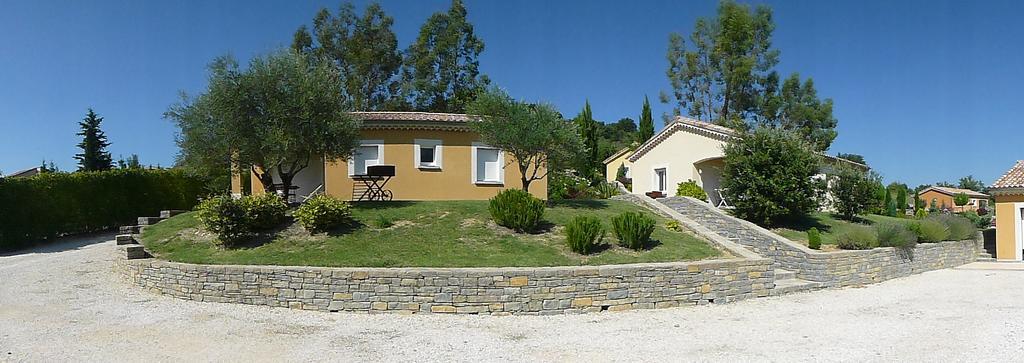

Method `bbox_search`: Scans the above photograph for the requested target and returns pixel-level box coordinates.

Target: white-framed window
[414,139,442,169]
[471,142,504,184]
[348,140,383,176]
[654,167,667,192]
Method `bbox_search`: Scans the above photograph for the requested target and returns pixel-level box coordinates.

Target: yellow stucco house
[603,147,632,184]
[230,112,546,201]
[916,186,989,213]
[607,116,866,207]
[990,160,1024,261]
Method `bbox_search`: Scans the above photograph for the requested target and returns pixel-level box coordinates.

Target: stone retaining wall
[654,196,979,287]
[115,252,773,315]
[807,240,977,287]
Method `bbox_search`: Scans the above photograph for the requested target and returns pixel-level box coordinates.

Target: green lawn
[773,212,915,247]
[140,199,720,268]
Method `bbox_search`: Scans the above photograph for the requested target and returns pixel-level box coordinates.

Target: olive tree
[167,50,360,195]
[467,87,583,193]
[828,163,882,220]
[721,127,819,226]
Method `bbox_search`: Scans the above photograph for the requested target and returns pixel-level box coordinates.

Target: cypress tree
[75,108,113,171]
[573,101,599,177]
[637,96,655,144]
[896,188,908,215]
[883,189,893,216]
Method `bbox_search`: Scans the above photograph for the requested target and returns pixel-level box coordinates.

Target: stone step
[115,234,137,245]
[160,210,187,218]
[123,245,149,260]
[138,216,166,226]
[119,225,143,234]
[978,252,993,258]
[976,257,996,262]
[770,278,822,297]
[774,268,797,280]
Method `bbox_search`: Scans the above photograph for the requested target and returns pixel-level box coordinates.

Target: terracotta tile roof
[350,112,478,122]
[924,186,989,198]
[992,160,1024,189]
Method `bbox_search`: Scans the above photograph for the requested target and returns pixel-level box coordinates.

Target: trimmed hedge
[0,169,206,251]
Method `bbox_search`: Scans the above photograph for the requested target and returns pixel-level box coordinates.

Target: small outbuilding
[990,160,1024,261]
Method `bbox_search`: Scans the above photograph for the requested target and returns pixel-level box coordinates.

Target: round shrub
[912,219,949,243]
[196,195,251,247]
[807,227,822,250]
[293,194,352,233]
[611,212,655,250]
[565,215,605,254]
[241,193,287,230]
[488,189,545,232]
[932,215,975,241]
[875,223,917,249]
[676,180,708,201]
[835,225,878,250]
[914,208,929,219]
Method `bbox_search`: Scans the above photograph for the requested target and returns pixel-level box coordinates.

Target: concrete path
[2,235,1023,362]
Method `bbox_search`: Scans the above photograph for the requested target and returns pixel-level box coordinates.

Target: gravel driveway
[2,235,1023,362]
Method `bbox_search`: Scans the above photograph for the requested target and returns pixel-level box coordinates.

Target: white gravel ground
[2,235,1023,363]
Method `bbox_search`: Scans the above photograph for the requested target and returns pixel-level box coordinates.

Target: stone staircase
[115,210,185,259]
[770,268,822,296]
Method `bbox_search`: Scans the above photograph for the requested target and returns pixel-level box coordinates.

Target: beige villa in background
[230,112,547,201]
[606,116,866,207]
[991,160,1024,261]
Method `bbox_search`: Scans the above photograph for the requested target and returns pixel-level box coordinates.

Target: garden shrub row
[835,214,976,250]
[0,169,206,251]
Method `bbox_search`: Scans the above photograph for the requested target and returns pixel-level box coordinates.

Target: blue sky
[0,0,1020,187]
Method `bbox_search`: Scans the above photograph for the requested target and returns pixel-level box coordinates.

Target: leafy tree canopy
[166,50,361,194]
[402,0,488,113]
[958,175,985,192]
[467,87,583,192]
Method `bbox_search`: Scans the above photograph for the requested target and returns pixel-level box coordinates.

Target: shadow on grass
[351,201,417,210]
[774,213,834,233]
[549,199,610,210]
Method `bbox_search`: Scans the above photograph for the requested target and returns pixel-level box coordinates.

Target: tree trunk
[521,176,531,193]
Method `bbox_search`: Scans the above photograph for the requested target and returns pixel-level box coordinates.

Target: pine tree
[573,101,599,177]
[637,96,655,144]
[402,0,488,113]
[75,108,113,171]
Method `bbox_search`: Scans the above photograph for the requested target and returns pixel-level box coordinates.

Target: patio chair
[715,188,731,208]
[300,184,324,203]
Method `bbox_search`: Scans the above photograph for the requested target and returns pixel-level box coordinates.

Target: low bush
[293,194,352,233]
[196,195,252,247]
[594,182,619,199]
[914,208,929,219]
[548,171,592,200]
[912,219,949,243]
[932,215,975,241]
[807,227,822,250]
[665,220,683,232]
[488,189,545,232]
[675,180,708,201]
[241,193,288,230]
[564,215,605,254]
[875,223,917,249]
[835,225,878,250]
[611,212,655,250]
[960,211,992,229]
[0,169,206,251]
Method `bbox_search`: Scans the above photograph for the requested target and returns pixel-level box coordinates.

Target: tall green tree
[401,0,488,113]
[958,175,985,192]
[573,101,600,177]
[467,87,582,192]
[166,50,361,194]
[759,73,838,151]
[637,96,655,143]
[74,108,113,171]
[721,128,819,226]
[896,185,908,214]
[664,0,779,128]
[836,153,866,165]
[293,2,402,111]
